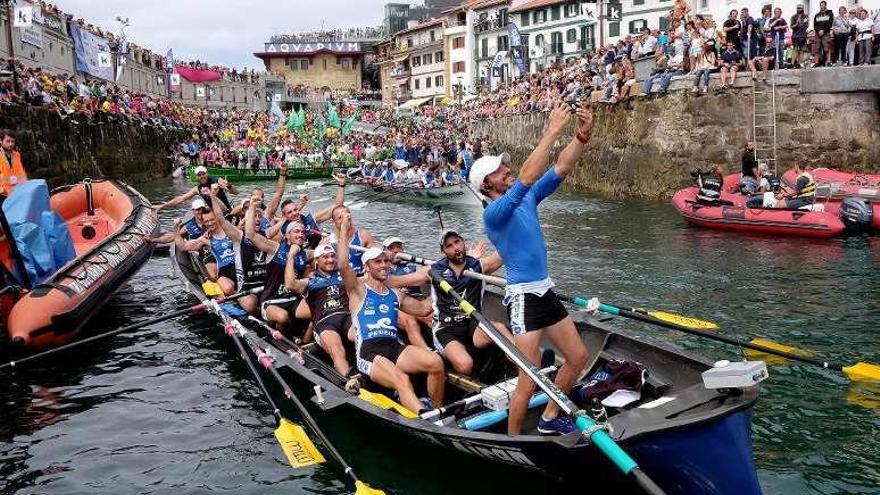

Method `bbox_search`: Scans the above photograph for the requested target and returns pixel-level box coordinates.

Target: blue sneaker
[537,414,577,435]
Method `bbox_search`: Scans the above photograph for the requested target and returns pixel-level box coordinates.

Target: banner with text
[507,22,526,77]
[70,23,113,81]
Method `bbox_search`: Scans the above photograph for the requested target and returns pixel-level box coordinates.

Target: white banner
[21,24,41,47]
[170,73,181,86]
[196,86,205,98]
[13,6,32,27]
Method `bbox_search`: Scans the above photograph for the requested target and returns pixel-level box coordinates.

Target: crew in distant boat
[285,243,355,376]
[155,165,238,212]
[0,130,28,195]
[334,209,444,414]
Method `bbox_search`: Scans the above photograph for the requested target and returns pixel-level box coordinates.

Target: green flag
[342,111,359,135]
[315,116,327,145]
[327,103,341,129]
[285,110,297,132]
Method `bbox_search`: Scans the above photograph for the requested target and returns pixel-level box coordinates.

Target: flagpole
[3,0,19,94]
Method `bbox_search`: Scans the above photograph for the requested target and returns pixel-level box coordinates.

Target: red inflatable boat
[672,187,846,238]
[2,179,157,350]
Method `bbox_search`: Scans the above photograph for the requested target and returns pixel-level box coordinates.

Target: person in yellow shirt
[0,130,28,196]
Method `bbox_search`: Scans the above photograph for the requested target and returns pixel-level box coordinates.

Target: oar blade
[842,362,880,383]
[274,418,326,468]
[645,311,718,331]
[202,281,224,297]
[744,338,816,362]
[354,480,387,495]
[358,389,418,419]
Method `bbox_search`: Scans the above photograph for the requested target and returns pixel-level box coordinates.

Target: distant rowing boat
[348,182,483,207]
[186,165,333,183]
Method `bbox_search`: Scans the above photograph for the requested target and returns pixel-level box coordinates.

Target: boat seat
[68,214,111,246]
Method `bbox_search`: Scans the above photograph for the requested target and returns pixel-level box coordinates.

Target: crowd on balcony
[269,26,387,44]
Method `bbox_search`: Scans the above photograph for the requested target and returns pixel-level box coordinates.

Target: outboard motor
[839,197,874,232]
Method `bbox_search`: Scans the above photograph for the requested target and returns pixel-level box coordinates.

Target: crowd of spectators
[269,26,387,44]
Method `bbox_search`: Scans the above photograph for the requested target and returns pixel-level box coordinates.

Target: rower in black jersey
[265,173,347,246]
[285,244,354,376]
[243,195,309,333]
[388,229,512,376]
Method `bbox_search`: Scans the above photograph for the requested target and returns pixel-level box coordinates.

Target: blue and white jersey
[388,262,418,277]
[353,286,400,343]
[384,167,395,184]
[270,239,307,274]
[210,234,236,269]
[182,217,203,239]
[443,170,456,185]
[423,172,436,188]
[484,166,562,286]
[371,167,383,179]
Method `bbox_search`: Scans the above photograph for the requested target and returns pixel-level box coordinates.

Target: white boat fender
[701,360,768,390]
[314,385,325,405]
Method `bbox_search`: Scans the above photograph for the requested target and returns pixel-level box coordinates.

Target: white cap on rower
[314,243,335,258]
[439,229,462,246]
[468,153,510,195]
[361,247,385,264]
[285,221,305,234]
[382,236,404,248]
[191,197,208,210]
[194,165,208,175]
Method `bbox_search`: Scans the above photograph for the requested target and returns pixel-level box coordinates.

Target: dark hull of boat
[186,165,333,183]
[172,247,763,494]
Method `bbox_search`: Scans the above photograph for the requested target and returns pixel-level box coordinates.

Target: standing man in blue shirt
[468,102,595,436]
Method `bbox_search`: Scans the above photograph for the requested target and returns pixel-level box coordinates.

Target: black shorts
[433,318,478,353]
[314,312,351,344]
[261,295,300,320]
[357,338,405,375]
[506,289,569,335]
[218,264,237,284]
[786,197,815,210]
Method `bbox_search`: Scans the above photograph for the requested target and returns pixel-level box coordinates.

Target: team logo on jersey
[366,317,395,333]
[379,304,389,313]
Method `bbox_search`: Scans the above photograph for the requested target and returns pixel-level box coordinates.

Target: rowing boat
[171,247,762,494]
[186,165,333,183]
[347,183,483,207]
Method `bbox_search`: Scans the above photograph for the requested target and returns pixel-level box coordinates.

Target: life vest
[696,174,723,204]
[791,172,816,199]
[0,151,28,196]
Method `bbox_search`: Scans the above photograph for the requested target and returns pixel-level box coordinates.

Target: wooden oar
[221,314,386,495]
[0,287,262,371]
[212,303,326,469]
[428,269,666,495]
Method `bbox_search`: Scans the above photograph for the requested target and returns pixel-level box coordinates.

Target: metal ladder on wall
[751,68,779,174]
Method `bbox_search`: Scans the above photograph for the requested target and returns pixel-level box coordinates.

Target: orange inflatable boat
[2,179,157,350]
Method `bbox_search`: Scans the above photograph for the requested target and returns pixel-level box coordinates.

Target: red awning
[175,67,223,83]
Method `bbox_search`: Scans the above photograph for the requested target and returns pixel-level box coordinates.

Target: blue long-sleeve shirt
[483,166,562,285]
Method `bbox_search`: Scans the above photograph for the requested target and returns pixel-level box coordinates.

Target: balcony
[391,67,411,79]
[473,17,509,34]
[395,89,412,101]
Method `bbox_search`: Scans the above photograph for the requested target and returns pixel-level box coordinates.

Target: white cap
[468,153,510,194]
[439,229,462,246]
[314,243,335,258]
[191,197,208,210]
[382,236,404,248]
[194,165,208,175]
[285,221,305,234]
[361,247,385,264]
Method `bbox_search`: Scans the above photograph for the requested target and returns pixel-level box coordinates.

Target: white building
[471,0,518,89]
[397,19,447,104]
[442,2,476,99]
[510,0,598,73]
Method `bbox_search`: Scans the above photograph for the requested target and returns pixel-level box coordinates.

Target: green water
[1,177,878,494]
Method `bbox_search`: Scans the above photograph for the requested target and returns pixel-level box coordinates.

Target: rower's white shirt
[405,169,417,181]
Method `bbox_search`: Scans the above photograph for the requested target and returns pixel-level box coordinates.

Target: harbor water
[1,177,878,494]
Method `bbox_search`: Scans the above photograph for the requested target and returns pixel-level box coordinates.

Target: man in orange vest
[0,130,28,195]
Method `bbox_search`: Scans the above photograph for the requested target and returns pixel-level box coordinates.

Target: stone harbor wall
[0,105,185,188]
[473,69,880,199]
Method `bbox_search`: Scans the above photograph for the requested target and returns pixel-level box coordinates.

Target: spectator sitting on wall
[719,41,743,89]
[691,42,717,94]
[791,5,810,68]
[753,35,776,82]
[640,28,658,57]
[643,51,684,96]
